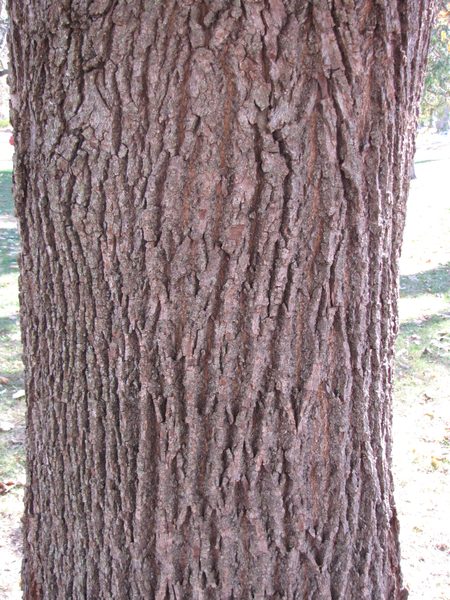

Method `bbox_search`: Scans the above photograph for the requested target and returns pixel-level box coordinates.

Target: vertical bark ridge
[9,1,436,598]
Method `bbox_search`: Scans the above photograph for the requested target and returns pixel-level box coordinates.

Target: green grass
[400,263,450,298]
[396,311,450,386]
[0,170,14,215]
[0,229,20,276]
[0,437,25,481]
[395,260,450,405]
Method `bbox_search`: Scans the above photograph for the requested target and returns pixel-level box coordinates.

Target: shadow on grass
[0,436,26,479]
[397,311,450,372]
[414,158,448,165]
[0,315,19,336]
[400,263,450,298]
[0,228,20,277]
[0,170,19,277]
[0,170,13,216]
[0,375,25,395]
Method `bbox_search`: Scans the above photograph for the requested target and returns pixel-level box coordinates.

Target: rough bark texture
[9,1,435,599]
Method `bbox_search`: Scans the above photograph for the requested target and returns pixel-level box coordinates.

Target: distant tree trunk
[9,2,435,599]
[436,105,450,132]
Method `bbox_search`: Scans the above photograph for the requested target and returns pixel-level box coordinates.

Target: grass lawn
[0,133,449,598]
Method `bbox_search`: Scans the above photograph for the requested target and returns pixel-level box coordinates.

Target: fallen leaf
[0,481,17,494]
[0,376,9,385]
[431,456,442,469]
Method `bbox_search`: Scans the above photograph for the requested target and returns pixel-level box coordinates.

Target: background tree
[420,0,450,129]
[9,1,435,599]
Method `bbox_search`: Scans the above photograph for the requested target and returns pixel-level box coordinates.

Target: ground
[0,130,448,599]
[393,131,450,600]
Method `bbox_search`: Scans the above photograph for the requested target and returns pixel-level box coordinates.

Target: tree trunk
[9,2,435,599]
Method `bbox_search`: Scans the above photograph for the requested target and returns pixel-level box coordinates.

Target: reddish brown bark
[9,1,435,599]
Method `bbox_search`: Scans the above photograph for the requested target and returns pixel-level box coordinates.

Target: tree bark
[9,1,435,599]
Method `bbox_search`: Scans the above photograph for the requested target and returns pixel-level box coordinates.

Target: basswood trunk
[9,1,434,599]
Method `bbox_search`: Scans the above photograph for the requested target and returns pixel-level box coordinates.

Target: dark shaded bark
[9,1,435,599]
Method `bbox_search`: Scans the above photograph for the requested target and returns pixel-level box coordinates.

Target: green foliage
[420,2,450,129]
